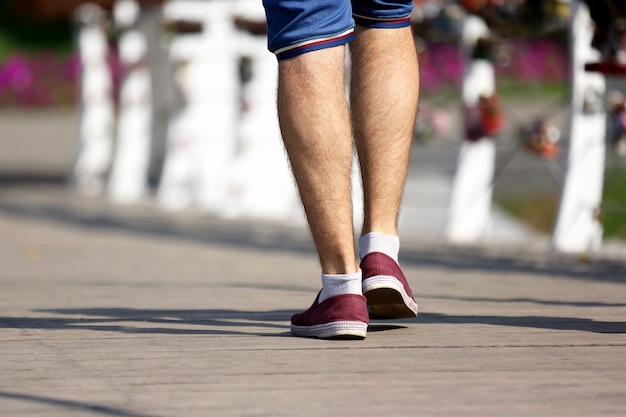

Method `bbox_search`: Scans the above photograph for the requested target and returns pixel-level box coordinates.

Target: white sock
[319,270,363,303]
[358,232,400,262]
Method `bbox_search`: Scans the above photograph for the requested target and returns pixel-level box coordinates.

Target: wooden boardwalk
[1,185,625,416]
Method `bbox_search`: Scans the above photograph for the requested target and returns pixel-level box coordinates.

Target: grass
[601,165,626,239]
[420,79,568,108]
[497,78,569,100]
[496,193,559,235]
[497,164,626,240]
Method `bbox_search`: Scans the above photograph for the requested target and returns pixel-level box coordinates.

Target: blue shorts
[263,0,414,60]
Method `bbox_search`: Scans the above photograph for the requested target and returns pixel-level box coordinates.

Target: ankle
[319,270,363,303]
[319,253,359,275]
[358,232,400,262]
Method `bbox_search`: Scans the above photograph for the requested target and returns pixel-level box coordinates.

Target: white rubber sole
[363,275,418,319]
[290,321,368,339]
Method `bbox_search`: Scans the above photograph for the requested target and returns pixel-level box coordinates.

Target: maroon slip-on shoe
[291,292,369,339]
[361,252,418,320]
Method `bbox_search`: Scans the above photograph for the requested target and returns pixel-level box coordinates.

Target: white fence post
[108,0,153,203]
[191,0,239,213]
[221,0,301,221]
[157,2,204,210]
[157,0,239,214]
[446,14,498,244]
[552,0,606,254]
[71,4,115,197]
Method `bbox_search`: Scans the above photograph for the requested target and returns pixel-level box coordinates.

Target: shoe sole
[363,276,418,320]
[290,321,367,339]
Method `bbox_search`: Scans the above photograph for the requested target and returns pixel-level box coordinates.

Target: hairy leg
[277,46,358,275]
[350,26,420,236]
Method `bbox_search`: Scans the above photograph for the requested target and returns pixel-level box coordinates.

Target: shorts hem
[274,28,355,61]
[352,14,412,29]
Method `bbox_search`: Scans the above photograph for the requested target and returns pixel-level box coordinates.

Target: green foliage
[496,79,568,100]
[602,166,626,239]
[497,165,626,241]
[0,2,73,63]
[496,193,558,235]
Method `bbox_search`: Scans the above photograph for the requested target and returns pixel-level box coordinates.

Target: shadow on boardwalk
[0,391,164,417]
[1,306,624,336]
[0,308,296,337]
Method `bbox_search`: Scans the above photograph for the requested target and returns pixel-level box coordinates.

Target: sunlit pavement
[1,109,625,416]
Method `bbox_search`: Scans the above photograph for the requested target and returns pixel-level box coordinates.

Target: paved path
[1,184,625,417]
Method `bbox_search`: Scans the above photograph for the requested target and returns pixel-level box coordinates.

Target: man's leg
[263,0,368,338]
[277,46,358,276]
[350,25,419,237]
[350,25,420,319]
[277,45,368,339]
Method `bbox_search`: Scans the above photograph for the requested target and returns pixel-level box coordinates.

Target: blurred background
[0,0,625,254]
